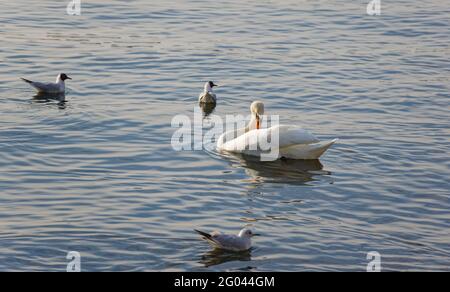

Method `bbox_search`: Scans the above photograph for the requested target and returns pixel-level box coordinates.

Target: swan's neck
[246,116,258,132]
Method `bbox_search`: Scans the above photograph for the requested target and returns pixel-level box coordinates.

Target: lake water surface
[0,0,449,271]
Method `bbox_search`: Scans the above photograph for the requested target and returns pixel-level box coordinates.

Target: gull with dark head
[194,228,260,252]
[21,73,71,94]
[198,81,218,104]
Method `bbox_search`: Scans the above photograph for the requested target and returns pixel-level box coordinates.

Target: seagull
[198,81,218,103]
[194,228,260,252]
[21,73,71,94]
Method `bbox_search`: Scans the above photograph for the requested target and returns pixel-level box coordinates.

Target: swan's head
[205,81,218,92]
[250,101,265,130]
[57,73,71,82]
[238,228,260,239]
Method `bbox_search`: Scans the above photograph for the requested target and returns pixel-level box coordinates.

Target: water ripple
[0,0,449,271]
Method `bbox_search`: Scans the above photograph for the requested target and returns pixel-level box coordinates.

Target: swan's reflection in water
[199,248,252,268]
[224,152,328,185]
[32,92,67,109]
[199,102,216,118]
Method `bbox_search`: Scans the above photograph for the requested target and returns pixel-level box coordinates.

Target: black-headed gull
[21,73,71,94]
[194,228,260,251]
[198,81,218,103]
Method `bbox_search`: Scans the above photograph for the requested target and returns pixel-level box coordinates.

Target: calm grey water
[0,0,449,272]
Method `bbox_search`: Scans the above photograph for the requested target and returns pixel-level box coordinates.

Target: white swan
[198,81,218,103]
[217,101,338,160]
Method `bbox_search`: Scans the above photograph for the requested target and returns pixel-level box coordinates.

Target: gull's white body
[199,82,217,103]
[195,229,254,252]
[217,102,338,160]
[21,74,67,94]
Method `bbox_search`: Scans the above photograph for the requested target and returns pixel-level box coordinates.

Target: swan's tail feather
[280,138,338,160]
[322,138,339,148]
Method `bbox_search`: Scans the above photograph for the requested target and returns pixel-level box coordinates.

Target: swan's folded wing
[220,128,270,152]
[220,126,319,152]
[276,125,320,147]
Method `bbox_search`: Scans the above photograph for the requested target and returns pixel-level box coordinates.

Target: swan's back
[217,125,318,151]
[276,125,319,148]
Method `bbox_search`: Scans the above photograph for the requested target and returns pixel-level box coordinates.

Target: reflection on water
[199,248,252,268]
[0,0,449,272]
[225,152,328,184]
[31,93,67,109]
[33,92,66,101]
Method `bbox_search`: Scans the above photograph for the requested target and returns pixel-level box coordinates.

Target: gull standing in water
[198,81,218,104]
[194,228,260,252]
[21,73,71,94]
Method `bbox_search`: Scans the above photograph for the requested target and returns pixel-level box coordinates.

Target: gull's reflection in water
[199,102,216,118]
[225,153,328,185]
[199,248,252,268]
[32,92,67,109]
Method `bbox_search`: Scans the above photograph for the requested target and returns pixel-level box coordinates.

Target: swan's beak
[256,114,261,130]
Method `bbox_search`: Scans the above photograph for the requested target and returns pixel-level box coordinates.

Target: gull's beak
[252,233,261,237]
[213,83,219,87]
[67,76,72,80]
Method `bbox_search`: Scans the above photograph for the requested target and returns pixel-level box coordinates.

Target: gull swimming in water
[194,228,259,252]
[21,73,71,94]
[198,81,218,103]
[217,101,338,160]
